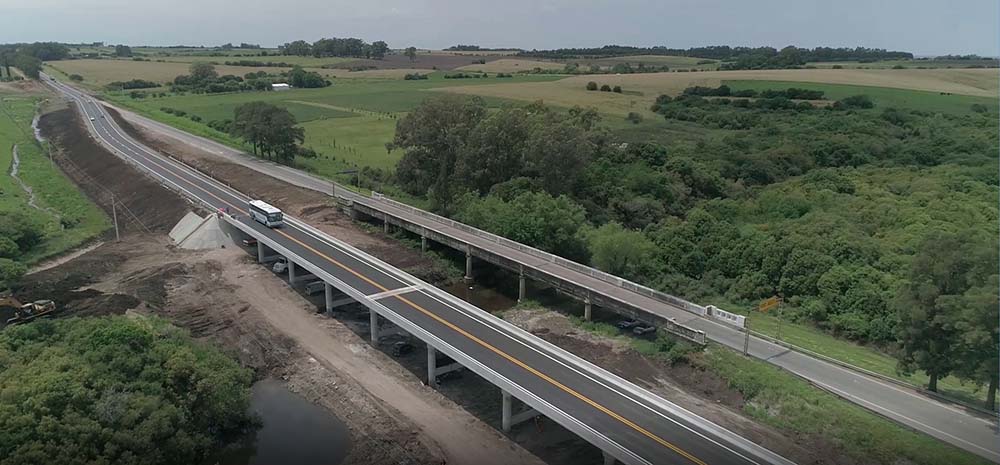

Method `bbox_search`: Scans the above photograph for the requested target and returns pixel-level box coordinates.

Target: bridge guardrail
[364,191,709,319]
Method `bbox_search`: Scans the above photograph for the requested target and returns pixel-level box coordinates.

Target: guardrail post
[518,265,526,303]
[427,345,437,388]
[584,297,592,321]
[370,310,380,344]
[501,390,512,433]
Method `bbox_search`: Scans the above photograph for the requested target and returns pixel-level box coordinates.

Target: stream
[213,379,351,465]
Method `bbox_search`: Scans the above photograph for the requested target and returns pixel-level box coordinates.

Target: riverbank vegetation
[0,316,255,465]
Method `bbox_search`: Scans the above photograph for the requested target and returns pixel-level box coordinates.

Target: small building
[271,83,290,91]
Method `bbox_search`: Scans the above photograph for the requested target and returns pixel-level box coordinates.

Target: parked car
[272,257,288,273]
[391,341,414,357]
[633,325,657,336]
[305,281,326,296]
[616,319,641,329]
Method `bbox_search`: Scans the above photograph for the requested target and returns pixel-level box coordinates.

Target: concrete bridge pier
[383,213,390,234]
[370,310,380,343]
[602,451,617,465]
[421,233,427,252]
[518,265,526,303]
[584,297,593,321]
[288,260,297,283]
[464,245,473,283]
[501,390,540,433]
[426,345,463,388]
[324,283,334,312]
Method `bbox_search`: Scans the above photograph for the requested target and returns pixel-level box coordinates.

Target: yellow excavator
[1,294,57,326]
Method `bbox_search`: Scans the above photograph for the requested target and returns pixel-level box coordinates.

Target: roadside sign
[758,296,780,313]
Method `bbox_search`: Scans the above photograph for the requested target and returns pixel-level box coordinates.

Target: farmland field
[808,58,999,69]
[572,54,719,70]
[437,67,999,115]
[456,58,564,73]
[104,72,564,177]
[46,59,291,88]
[724,80,999,115]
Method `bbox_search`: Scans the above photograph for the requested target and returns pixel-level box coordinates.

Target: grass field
[154,54,352,68]
[0,94,108,264]
[437,67,999,116]
[103,72,563,177]
[808,58,999,69]
[46,59,293,88]
[456,58,564,73]
[725,80,999,115]
[576,54,719,70]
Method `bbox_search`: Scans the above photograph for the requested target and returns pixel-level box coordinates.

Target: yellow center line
[110,127,710,465]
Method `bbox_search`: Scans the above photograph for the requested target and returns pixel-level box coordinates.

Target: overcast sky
[1,0,997,56]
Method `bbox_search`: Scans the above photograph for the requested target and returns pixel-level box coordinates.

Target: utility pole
[111,192,120,242]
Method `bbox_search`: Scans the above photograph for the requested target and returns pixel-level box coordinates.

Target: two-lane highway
[46,76,793,465]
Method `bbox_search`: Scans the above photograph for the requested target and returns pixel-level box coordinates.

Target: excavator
[1,294,57,326]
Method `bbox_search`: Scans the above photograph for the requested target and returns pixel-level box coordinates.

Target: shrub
[612,85,622,93]
[68,74,84,82]
[586,81,598,91]
[600,84,612,92]
[970,103,989,114]
[189,115,202,122]
[833,94,875,110]
[403,73,428,80]
[626,112,643,124]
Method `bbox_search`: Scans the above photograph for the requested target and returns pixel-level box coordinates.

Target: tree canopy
[230,101,306,164]
[0,317,254,465]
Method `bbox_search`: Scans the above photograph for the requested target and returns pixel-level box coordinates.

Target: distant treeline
[445,45,522,52]
[518,45,913,63]
[0,42,72,78]
[278,38,390,59]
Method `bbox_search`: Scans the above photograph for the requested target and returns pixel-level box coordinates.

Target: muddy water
[442,281,516,312]
[217,379,351,465]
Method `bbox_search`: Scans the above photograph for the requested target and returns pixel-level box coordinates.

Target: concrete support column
[584,297,593,321]
[288,260,296,283]
[383,214,389,234]
[324,283,333,313]
[420,234,427,253]
[518,265,526,303]
[502,390,512,433]
[602,451,616,465]
[427,345,437,388]
[370,310,379,343]
[257,242,265,263]
[464,248,473,283]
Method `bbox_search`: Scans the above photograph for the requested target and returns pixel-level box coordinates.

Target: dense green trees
[280,37,390,59]
[895,231,998,402]
[13,54,41,79]
[287,66,330,88]
[230,101,306,164]
[405,47,418,61]
[391,97,602,210]
[385,89,997,402]
[114,44,132,57]
[0,317,254,464]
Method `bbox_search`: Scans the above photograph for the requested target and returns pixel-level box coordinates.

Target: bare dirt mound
[38,107,190,233]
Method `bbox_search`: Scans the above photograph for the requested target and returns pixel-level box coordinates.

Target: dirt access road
[18,103,544,465]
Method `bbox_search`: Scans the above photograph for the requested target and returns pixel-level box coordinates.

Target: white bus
[248,200,283,228]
